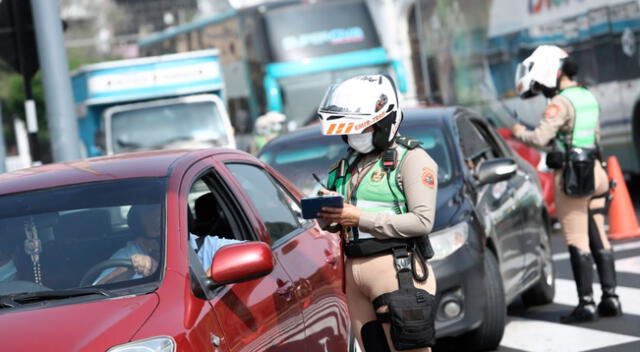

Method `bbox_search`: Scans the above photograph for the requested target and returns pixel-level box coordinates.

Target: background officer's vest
[557,86,599,150]
[332,146,409,239]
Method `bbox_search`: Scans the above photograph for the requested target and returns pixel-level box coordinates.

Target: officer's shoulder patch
[395,136,423,149]
[545,104,560,119]
[422,167,436,188]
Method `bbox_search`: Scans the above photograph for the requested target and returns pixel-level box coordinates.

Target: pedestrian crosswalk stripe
[554,278,640,316]
[616,256,640,275]
[500,317,640,352]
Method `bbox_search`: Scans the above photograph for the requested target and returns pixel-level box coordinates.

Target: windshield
[260,121,456,196]
[0,178,167,298]
[279,65,389,128]
[110,101,229,153]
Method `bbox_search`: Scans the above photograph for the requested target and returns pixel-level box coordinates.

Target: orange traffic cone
[607,156,640,240]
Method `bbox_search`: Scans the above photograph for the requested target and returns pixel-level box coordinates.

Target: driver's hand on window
[131,254,158,277]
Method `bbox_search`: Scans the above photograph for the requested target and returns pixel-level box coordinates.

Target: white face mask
[348,132,375,154]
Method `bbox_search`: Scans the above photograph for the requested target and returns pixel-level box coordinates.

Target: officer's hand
[512,124,526,135]
[317,188,339,196]
[318,204,361,227]
[131,254,158,277]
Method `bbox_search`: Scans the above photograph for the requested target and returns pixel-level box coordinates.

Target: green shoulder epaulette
[395,136,423,149]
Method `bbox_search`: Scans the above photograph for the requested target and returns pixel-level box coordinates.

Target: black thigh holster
[371,247,436,350]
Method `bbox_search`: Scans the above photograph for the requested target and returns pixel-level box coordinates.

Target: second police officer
[512,45,622,323]
[317,74,438,351]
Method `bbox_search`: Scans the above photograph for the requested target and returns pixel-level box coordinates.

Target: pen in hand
[313,173,328,194]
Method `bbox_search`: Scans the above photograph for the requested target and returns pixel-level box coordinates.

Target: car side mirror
[207,242,274,289]
[475,158,517,186]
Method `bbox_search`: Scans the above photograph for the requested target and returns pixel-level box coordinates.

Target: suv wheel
[464,250,506,351]
[522,220,555,306]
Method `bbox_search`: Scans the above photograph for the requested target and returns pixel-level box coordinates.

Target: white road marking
[616,256,640,274]
[554,278,640,316]
[501,317,640,352]
[552,241,640,261]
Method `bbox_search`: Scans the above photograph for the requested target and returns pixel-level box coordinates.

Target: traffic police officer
[249,111,286,154]
[513,45,622,323]
[317,75,438,351]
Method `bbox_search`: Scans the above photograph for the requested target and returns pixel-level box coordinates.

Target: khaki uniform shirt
[514,89,600,148]
[348,147,438,239]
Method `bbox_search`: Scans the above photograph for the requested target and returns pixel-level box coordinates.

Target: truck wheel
[464,250,506,351]
[522,222,555,306]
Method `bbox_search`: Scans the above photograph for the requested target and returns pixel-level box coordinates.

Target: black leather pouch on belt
[546,150,565,169]
[386,287,436,350]
[373,248,436,350]
[563,148,596,197]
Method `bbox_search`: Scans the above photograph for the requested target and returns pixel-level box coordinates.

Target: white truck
[71,49,235,156]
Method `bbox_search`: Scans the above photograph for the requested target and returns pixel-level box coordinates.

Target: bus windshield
[109,100,230,154]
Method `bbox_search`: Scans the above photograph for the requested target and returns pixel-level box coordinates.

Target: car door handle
[276,279,295,301]
[326,255,339,267]
[324,250,339,268]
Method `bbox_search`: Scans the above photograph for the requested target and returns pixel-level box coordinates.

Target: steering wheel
[80,258,134,286]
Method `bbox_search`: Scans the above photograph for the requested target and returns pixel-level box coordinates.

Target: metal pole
[30,0,81,162]
[0,103,6,173]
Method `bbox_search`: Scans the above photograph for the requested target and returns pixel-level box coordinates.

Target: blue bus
[138,0,408,134]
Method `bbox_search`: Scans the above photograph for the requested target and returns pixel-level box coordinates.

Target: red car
[0,149,348,351]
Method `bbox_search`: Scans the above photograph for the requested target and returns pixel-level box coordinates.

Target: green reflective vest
[328,145,409,239]
[558,86,599,149]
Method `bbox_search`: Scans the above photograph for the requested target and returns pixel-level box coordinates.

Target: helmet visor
[319,83,378,115]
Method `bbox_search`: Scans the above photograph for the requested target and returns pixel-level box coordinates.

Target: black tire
[464,250,506,351]
[522,221,555,306]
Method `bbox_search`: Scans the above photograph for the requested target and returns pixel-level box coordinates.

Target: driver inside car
[0,222,20,283]
[95,204,242,284]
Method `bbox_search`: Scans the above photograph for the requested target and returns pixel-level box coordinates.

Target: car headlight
[107,336,176,352]
[429,222,469,261]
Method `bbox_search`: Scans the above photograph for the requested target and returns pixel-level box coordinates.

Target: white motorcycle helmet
[515,45,569,99]
[317,74,402,152]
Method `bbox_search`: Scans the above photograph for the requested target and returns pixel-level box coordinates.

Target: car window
[226,163,305,244]
[470,119,506,159]
[399,122,455,185]
[0,178,167,295]
[455,113,494,161]
[259,134,346,196]
[186,171,246,275]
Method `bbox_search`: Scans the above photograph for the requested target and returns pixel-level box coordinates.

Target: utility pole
[30,0,81,162]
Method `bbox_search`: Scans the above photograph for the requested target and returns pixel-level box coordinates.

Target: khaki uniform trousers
[346,253,436,352]
[555,162,611,252]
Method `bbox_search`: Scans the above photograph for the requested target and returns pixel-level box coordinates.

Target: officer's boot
[560,246,598,324]
[587,211,623,317]
[592,248,623,317]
